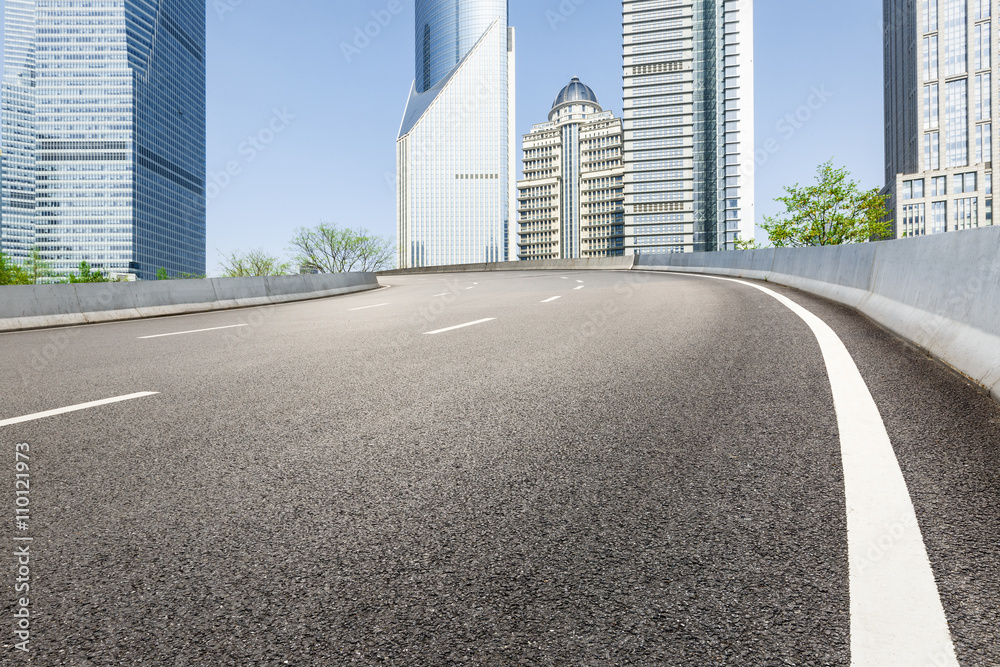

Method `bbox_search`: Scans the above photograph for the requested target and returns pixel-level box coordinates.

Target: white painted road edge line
[423,318,496,335]
[691,273,959,667]
[0,392,160,428]
[139,324,248,339]
[348,303,390,311]
[541,296,562,303]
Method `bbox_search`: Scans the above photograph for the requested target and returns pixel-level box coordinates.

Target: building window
[924,0,939,32]
[945,79,970,167]
[953,172,977,193]
[924,84,940,129]
[953,197,978,229]
[975,73,992,120]
[925,131,941,170]
[931,175,947,196]
[931,201,947,233]
[975,22,992,70]
[943,0,968,76]
[976,0,991,20]
[976,123,992,162]
[923,35,939,81]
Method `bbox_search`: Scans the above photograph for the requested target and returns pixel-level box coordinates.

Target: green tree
[289,223,395,273]
[218,249,293,277]
[23,248,56,284]
[762,160,893,247]
[0,251,32,286]
[156,267,170,281]
[734,235,762,250]
[69,261,109,283]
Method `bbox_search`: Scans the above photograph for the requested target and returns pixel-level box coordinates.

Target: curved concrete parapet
[0,273,380,333]
[634,227,1000,404]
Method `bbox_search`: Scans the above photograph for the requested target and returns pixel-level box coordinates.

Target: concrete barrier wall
[378,256,635,276]
[634,226,1000,403]
[0,272,380,332]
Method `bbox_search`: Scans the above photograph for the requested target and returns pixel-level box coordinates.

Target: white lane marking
[574,286,585,290]
[561,277,569,280]
[576,280,584,283]
[348,303,390,311]
[423,318,496,335]
[433,293,450,297]
[541,296,562,303]
[466,286,475,290]
[139,324,247,339]
[0,392,160,428]
[688,273,959,667]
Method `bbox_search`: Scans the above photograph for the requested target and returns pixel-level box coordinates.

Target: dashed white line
[574,286,585,290]
[423,318,496,335]
[561,277,569,280]
[466,286,475,290]
[433,293,450,297]
[348,303,390,311]
[0,392,160,428]
[686,273,959,667]
[576,280,585,283]
[541,296,562,303]
[139,324,247,339]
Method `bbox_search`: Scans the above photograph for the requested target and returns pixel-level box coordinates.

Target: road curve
[1,270,997,665]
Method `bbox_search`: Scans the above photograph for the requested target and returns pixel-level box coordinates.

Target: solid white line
[688,273,959,667]
[348,303,390,311]
[574,286,585,290]
[423,318,496,335]
[541,296,562,303]
[139,324,248,339]
[0,392,160,428]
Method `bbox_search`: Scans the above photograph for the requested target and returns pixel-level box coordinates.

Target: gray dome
[551,77,600,110]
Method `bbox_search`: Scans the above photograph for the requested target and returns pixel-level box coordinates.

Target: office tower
[1,0,37,263]
[396,0,516,268]
[517,78,625,260]
[0,0,206,280]
[622,0,755,253]
[886,0,996,237]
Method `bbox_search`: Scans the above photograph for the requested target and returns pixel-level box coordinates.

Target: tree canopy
[289,223,395,274]
[762,161,892,247]
[218,249,294,277]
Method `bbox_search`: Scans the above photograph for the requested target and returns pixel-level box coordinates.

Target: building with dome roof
[395,0,516,269]
[517,78,625,260]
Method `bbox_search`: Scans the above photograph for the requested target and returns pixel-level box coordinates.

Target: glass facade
[886,0,995,238]
[622,0,755,254]
[1,0,37,262]
[0,0,206,280]
[397,0,515,268]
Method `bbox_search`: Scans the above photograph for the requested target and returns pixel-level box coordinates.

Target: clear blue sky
[2,1,885,273]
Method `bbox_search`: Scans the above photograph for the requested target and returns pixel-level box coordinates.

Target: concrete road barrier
[378,256,635,276]
[634,227,1000,404]
[0,273,380,333]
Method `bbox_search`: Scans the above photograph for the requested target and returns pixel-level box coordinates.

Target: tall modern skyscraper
[517,78,625,260]
[1,0,206,280]
[622,0,755,254]
[885,0,996,238]
[396,0,516,268]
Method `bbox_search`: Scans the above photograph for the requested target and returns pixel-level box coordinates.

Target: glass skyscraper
[0,0,206,280]
[622,0,755,253]
[517,78,625,260]
[397,0,516,268]
[885,0,996,237]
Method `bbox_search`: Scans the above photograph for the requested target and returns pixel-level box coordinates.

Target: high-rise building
[622,0,755,254]
[0,0,206,280]
[885,0,996,238]
[396,0,516,269]
[517,78,625,260]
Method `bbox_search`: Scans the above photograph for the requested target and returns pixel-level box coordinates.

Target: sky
[2,1,886,275]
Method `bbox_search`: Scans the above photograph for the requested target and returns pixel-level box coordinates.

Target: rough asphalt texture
[0,270,997,665]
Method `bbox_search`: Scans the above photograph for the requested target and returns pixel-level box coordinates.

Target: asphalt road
[1,270,997,665]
